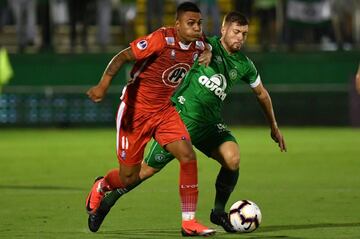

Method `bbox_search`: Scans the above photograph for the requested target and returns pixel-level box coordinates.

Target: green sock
[213,167,239,213]
[103,180,143,207]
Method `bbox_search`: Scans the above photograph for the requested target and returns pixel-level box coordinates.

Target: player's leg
[209,140,239,233]
[102,139,175,209]
[87,163,143,232]
[86,165,139,216]
[164,139,198,221]
[87,140,175,232]
[192,123,239,233]
[86,106,148,214]
[157,107,215,236]
[87,166,147,232]
[86,102,151,232]
[164,140,215,236]
[212,141,240,210]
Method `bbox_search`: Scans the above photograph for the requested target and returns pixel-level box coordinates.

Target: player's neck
[179,41,192,50]
[177,35,192,48]
[176,30,192,45]
[220,39,232,54]
[178,37,192,45]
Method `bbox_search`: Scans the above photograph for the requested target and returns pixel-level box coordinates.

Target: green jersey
[172,36,260,123]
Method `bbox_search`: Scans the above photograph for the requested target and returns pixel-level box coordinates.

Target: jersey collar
[178,41,192,50]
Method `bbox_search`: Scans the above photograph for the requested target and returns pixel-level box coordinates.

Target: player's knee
[139,166,159,180]
[178,149,196,163]
[119,171,139,186]
[225,154,240,171]
[122,176,138,186]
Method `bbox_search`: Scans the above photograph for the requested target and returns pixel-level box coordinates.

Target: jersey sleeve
[244,57,261,88]
[129,29,166,60]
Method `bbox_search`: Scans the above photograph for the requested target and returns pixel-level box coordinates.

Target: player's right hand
[198,48,212,67]
[271,127,287,152]
[87,85,106,103]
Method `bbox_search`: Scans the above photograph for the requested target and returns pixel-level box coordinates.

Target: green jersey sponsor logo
[198,74,227,101]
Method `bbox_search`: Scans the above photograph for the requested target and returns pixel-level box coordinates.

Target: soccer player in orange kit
[85,2,215,236]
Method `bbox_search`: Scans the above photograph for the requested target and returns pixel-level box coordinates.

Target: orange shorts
[115,102,190,166]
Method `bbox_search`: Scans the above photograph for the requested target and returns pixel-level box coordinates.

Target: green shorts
[144,117,237,169]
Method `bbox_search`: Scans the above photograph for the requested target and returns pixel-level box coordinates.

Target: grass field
[0,127,359,238]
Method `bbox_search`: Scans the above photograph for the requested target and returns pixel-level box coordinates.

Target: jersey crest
[229,69,238,80]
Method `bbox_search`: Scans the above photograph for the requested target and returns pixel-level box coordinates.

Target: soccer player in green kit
[92,11,287,234]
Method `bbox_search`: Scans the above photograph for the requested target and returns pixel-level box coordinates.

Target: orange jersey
[122,27,206,112]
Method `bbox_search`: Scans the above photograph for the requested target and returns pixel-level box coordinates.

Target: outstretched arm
[87,47,135,102]
[252,82,287,152]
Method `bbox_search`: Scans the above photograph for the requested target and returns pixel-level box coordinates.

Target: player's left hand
[271,127,287,152]
[198,49,212,67]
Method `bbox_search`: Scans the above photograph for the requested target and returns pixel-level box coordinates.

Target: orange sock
[104,168,124,189]
[179,160,198,218]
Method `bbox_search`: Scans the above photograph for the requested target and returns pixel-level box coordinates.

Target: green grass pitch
[0,127,359,238]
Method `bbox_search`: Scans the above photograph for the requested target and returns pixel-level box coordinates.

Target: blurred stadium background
[0,0,360,127]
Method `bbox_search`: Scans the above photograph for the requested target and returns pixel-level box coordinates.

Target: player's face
[221,22,248,53]
[176,12,202,43]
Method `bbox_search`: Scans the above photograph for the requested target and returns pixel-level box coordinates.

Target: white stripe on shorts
[116,101,126,155]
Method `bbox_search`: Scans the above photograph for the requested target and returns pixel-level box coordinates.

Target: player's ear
[175,19,180,29]
[221,25,226,35]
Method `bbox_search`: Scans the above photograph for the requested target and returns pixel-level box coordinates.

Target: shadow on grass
[259,222,360,233]
[98,229,300,239]
[0,185,84,191]
[96,222,360,239]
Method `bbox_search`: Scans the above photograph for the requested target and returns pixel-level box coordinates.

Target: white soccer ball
[229,200,262,233]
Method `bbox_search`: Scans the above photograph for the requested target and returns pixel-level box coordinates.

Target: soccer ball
[229,200,262,233]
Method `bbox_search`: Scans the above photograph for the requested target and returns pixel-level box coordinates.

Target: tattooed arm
[87,47,135,102]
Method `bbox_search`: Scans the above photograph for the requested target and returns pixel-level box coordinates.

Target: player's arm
[87,47,135,102]
[252,82,287,152]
